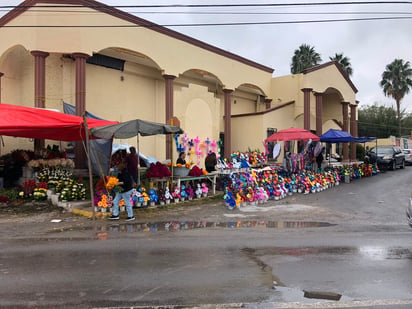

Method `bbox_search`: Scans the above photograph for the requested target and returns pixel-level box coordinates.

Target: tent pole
[83,115,95,220]
[137,135,140,185]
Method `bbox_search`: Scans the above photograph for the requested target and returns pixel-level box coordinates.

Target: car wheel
[401,160,405,169]
[392,160,396,170]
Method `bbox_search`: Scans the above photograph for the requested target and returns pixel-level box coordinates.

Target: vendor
[205,152,217,173]
[176,152,186,165]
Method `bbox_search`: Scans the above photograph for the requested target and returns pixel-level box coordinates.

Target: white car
[403,149,412,165]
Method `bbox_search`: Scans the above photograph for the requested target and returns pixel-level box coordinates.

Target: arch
[96,47,162,72]
[321,87,344,101]
[179,69,224,94]
[236,83,267,97]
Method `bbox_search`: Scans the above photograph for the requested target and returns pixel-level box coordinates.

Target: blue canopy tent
[320,129,377,164]
[319,129,353,164]
[319,129,354,143]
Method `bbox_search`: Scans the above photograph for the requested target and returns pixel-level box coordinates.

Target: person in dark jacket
[176,152,186,165]
[316,147,324,171]
[109,162,135,221]
[205,152,217,173]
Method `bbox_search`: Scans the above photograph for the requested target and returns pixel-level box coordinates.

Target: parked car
[370,146,405,171]
[403,149,412,165]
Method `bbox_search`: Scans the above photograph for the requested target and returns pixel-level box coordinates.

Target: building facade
[0,0,359,167]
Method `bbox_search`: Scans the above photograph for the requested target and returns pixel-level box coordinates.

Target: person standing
[205,152,217,173]
[316,147,324,171]
[109,162,135,221]
[126,146,139,183]
[176,152,186,165]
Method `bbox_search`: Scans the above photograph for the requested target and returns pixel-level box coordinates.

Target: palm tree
[290,44,322,74]
[380,58,412,137]
[329,53,353,77]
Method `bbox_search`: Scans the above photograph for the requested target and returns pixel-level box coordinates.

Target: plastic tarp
[0,103,117,141]
[265,127,320,142]
[320,129,376,143]
[90,118,184,139]
[319,129,353,143]
[63,102,112,176]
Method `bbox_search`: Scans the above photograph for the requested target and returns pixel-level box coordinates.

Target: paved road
[0,166,412,308]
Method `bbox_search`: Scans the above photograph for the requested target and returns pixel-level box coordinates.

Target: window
[86,53,125,71]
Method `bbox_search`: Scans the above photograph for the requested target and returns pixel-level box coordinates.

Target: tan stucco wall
[0,5,273,93]
[232,115,265,152]
[303,66,356,104]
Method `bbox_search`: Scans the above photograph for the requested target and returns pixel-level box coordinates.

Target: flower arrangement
[148,189,158,205]
[140,187,150,205]
[19,180,37,199]
[146,162,172,178]
[189,165,206,177]
[172,186,181,201]
[58,179,86,201]
[158,188,166,205]
[97,194,113,210]
[186,184,194,200]
[28,158,75,170]
[164,187,172,203]
[180,184,188,200]
[105,176,119,191]
[195,183,202,198]
[201,183,208,197]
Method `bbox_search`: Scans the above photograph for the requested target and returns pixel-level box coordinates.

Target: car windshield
[372,148,393,155]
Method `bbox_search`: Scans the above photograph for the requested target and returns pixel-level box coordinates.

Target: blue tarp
[320,129,376,143]
[319,129,353,143]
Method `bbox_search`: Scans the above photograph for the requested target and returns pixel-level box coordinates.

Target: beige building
[0,0,359,167]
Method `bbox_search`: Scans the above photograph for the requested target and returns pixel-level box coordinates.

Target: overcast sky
[2,0,412,112]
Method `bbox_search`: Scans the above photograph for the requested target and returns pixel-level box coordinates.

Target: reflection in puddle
[103,220,335,233]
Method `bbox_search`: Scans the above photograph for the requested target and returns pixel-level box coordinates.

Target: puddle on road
[48,220,335,235]
[95,220,336,234]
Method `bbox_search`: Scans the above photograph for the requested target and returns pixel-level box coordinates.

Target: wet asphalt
[0,166,412,308]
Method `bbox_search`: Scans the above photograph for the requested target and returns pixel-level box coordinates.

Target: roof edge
[231,101,295,118]
[302,61,358,94]
[0,0,274,74]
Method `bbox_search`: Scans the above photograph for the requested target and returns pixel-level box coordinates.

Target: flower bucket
[136,202,142,207]
[143,201,148,207]
[94,206,99,212]
[120,206,125,212]
[188,197,192,200]
[202,193,207,198]
[150,202,156,207]
[196,194,201,199]
[101,207,107,213]
[172,167,190,177]
[180,197,185,202]
[166,200,170,204]
[174,198,179,203]
[51,194,59,206]
[160,201,165,206]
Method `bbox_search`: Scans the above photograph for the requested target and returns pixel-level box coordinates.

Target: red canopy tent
[265,127,320,142]
[0,103,117,141]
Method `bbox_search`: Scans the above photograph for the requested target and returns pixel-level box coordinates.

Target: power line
[1,1,412,9]
[2,9,412,15]
[1,16,411,28]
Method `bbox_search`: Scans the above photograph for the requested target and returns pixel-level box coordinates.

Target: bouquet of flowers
[146,162,172,178]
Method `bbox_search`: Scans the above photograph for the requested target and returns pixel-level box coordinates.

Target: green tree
[357,104,412,138]
[329,53,353,76]
[290,44,322,74]
[380,59,412,137]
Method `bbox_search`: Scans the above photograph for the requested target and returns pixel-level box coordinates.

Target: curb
[71,207,111,219]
